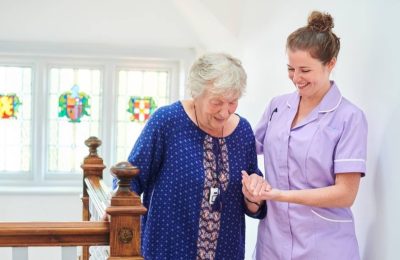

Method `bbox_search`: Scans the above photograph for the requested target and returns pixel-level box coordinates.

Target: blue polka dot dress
[126,101,266,260]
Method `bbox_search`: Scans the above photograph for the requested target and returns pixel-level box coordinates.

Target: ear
[326,57,337,71]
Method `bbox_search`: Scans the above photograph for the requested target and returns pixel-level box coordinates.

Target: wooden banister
[81,136,146,260]
[81,136,108,259]
[107,162,147,258]
[81,136,107,219]
[0,136,146,260]
[0,222,109,247]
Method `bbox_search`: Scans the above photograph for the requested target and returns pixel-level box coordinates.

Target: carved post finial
[111,162,140,198]
[84,136,102,157]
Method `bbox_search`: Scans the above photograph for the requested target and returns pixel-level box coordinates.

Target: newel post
[107,162,147,260]
[81,136,106,260]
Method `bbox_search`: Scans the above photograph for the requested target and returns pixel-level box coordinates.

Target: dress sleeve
[244,123,267,219]
[334,109,368,176]
[113,109,165,195]
[254,102,273,155]
[245,201,267,219]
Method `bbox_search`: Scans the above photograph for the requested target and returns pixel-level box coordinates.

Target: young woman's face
[195,86,239,132]
[287,49,335,99]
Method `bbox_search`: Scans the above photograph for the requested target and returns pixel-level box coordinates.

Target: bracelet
[245,197,261,207]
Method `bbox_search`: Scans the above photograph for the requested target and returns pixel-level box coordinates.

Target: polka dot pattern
[126,101,263,260]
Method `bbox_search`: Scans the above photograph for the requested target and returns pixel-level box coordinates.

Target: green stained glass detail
[0,93,22,119]
[58,85,90,123]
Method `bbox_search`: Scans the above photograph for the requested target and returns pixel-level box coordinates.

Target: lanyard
[194,102,224,211]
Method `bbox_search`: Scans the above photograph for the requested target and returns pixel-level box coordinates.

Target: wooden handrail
[0,136,146,260]
[82,137,146,259]
[0,222,109,247]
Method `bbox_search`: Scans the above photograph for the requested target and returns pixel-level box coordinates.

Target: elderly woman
[126,53,266,259]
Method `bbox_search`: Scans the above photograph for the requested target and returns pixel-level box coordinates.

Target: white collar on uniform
[286,81,343,114]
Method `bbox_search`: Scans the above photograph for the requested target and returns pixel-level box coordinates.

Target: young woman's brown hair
[287,11,341,64]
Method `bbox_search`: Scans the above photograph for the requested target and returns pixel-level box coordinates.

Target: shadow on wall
[363,103,400,260]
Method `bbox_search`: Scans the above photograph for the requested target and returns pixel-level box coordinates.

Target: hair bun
[307,11,334,32]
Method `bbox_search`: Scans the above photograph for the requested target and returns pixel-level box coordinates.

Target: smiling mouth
[297,83,309,89]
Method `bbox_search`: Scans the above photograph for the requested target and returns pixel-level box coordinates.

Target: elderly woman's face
[196,87,239,132]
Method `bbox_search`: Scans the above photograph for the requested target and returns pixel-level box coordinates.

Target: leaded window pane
[116,70,170,162]
[48,68,102,173]
[0,66,32,172]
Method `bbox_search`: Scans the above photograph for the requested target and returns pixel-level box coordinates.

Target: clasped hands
[241,170,279,204]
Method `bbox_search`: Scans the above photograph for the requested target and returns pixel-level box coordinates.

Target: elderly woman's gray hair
[187,53,247,98]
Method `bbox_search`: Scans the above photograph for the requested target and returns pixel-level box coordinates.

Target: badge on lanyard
[209,187,220,205]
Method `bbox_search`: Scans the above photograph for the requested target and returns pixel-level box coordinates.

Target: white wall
[1,1,399,259]
[0,194,82,260]
[237,1,400,259]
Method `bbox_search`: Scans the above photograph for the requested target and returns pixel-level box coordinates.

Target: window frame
[0,49,190,193]
[0,58,37,185]
[111,60,180,166]
[44,61,106,181]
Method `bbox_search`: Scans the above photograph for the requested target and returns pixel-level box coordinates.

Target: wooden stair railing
[0,136,146,260]
[0,222,109,247]
[82,136,147,260]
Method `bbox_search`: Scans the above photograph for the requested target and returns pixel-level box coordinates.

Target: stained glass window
[0,54,180,188]
[58,84,91,123]
[48,68,101,173]
[127,96,157,123]
[116,70,170,162]
[0,66,32,172]
[0,94,22,119]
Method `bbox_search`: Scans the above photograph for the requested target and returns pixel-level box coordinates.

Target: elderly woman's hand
[241,171,271,203]
[242,171,283,203]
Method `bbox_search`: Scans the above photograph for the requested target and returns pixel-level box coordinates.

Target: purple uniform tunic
[253,82,367,260]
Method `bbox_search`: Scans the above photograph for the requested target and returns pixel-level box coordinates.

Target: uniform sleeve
[334,109,368,176]
[254,102,273,155]
[113,109,165,195]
